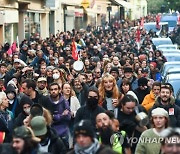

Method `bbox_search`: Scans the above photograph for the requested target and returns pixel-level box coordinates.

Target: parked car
[163,68,180,82]
[160,15,178,33]
[160,61,180,81]
[163,73,180,98]
[160,49,180,54]
[144,22,168,37]
[157,44,178,50]
[163,53,180,62]
[152,38,173,47]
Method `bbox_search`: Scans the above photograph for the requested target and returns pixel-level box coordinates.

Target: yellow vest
[98,131,126,154]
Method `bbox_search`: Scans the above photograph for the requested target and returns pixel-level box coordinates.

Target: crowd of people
[0,15,180,154]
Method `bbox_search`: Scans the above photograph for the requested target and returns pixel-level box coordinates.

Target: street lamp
[107,5,112,24]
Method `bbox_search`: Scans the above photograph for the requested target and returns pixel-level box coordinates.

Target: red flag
[11,42,17,53]
[156,15,161,29]
[0,132,5,144]
[7,48,12,56]
[140,17,144,29]
[178,15,180,25]
[136,28,141,42]
[7,42,16,56]
[71,41,78,60]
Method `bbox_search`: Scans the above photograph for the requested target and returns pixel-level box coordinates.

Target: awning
[111,0,133,9]
[61,0,81,6]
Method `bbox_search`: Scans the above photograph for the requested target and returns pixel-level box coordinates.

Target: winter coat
[5,84,21,118]
[142,90,156,112]
[74,105,105,129]
[134,87,151,104]
[150,96,180,127]
[50,95,71,136]
[41,127,66,154]
[69,96,81,117]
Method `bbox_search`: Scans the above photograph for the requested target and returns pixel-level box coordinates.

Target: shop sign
[81,0,90,9]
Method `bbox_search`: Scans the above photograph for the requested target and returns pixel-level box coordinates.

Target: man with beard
[37,77,48,96]
[85,70,95,88]
[74,87,105,128]
[72,76,89,106]
[96,113,131,154]
[21,79,51,112]
[49,82,71,149]
[149,83,180,127]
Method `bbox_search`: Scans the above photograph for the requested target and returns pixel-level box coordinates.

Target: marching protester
[135,108,169,154]
[0,13,179,154]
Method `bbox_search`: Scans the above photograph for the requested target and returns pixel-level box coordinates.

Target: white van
[144,22,168,37]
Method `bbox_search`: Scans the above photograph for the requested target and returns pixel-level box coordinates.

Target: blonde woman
[103,62,113,75]
[98,73,123,112]
[62,82,81,148]
[62,83,81,118]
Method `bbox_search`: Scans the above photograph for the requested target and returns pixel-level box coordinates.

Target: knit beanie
[74,120,94,139]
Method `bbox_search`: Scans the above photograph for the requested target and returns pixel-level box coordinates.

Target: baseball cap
[37,77,47,82]
[30,116,47,136]
[13,126,40,142]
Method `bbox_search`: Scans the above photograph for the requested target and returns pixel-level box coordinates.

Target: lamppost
[107,5,112,24]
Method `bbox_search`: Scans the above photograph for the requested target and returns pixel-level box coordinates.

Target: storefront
[24,12,41,39]
[0,9,19,44]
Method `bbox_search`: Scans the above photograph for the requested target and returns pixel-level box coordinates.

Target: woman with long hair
[120,78,132,95]
[62,82,81,148]
[98,73,123,112]
[62,83,80,118]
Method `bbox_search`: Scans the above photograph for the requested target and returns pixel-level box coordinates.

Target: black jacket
[44,127,66,154]
[150,96,180,127]
[74,105,105,128]
[5,84,21,118]
[14,112,27,128]
[134,87,151,104]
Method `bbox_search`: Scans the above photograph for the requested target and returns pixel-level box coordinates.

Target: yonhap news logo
[110,133,124,146]
[110,133,180,146]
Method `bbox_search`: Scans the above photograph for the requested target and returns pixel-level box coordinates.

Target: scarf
[74,138,100,154]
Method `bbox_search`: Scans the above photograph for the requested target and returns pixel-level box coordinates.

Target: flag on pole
[11,42,17,52]
[71,40,78,61]
[7,42,17,56]
[136,27,141,43]
[140,17,144,29]
[156,14,161,29]
[178,15,180,25]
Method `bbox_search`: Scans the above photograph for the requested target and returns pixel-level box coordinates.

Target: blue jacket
[30,54,49,68]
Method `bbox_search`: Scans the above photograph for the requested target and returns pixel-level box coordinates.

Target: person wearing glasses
[149,83,180,127]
